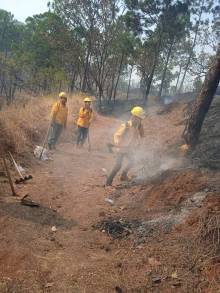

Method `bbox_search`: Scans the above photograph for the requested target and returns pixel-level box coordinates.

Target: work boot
[120,172,129,181]
[107,143,113,153]
[105,176,113,186]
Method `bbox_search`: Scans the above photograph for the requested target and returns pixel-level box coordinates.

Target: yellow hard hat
[59,92,67,98]
[131,106,145,119]
[84,97,92,102]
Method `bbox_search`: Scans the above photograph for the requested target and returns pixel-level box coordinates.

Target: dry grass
[0,92,88,157]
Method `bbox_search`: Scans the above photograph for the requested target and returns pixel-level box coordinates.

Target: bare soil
[1,106,220,292]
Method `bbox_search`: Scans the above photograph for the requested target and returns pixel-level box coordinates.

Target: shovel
[8,152,32,184]
[21,194,39,207]
[39,123,51,160]
[2,156,17,196]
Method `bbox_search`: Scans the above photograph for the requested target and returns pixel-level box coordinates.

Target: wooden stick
[2,157,17,196]
[39,123,51,159]
[87,129,91,152]
[8,151,24,179]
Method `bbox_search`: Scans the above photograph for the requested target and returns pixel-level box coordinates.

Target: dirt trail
[1,108,216,292]
[0,115,133,292]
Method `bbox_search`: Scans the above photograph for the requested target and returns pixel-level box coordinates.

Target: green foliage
[0,0,219,103]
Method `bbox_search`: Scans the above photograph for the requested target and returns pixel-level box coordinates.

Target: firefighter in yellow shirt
[48,92,68,150]
[106,106,145,186]
[76,97,93,147]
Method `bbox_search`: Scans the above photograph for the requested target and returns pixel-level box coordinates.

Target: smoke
[133,148,185,181]
[103,104,187,182]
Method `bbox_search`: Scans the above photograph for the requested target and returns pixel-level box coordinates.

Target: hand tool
[2,156,17,196]
[8,151,32,184]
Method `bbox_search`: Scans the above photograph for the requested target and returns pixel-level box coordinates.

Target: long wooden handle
[8,151,24,179]
[39,123,51,159]
[2,157,17,196]
[87,129,91,151]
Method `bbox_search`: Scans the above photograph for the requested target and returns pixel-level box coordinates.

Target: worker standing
[76,97,93,147]
[106,106,145,186]
[48,92,68,150]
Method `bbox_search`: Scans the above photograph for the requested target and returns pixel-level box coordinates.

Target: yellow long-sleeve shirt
[51,101,68,127]
[77,107,93,128]
[114,120,144,148]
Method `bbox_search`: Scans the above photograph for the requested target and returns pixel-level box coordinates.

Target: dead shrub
[197,210,220,253]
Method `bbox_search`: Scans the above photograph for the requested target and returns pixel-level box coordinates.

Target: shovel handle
[2,157,17,196]
[39,122,51,159]
[87,129,91,152]
[8,151,24,179]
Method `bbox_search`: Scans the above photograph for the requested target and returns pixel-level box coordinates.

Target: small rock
[45,283,54,288]
[51,226,57,232]
[105,198,114,205]
[152,276,161,284]
[119,206,125,211]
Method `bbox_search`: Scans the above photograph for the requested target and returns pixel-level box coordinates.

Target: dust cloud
[96,105,187,183]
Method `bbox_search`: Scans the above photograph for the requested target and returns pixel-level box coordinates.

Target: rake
[8,152,33,184]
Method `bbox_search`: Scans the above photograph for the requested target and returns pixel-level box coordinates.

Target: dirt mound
[143,169,208,209]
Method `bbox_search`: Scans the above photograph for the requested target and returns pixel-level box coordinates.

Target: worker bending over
[48,92,68,150]
[76,97,93,147]
[106,106,145,186]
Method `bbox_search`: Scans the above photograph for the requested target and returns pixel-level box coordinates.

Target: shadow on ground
[0,201,77,229]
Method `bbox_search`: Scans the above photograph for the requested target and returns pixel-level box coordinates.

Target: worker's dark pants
[48,122,63,148]
[106,152,134,186]
[76,126,88,146]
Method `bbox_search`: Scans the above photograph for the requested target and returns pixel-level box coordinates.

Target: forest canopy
[0,0,219,105]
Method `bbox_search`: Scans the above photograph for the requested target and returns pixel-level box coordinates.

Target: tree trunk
[143,62,156,103]
[143,30,163,104]
[178,2,203,93]
[108,73,115,103]
[158,39,174,98]
[112,53,124,104]
[175,64,182,93]
[126,64,133,100]
[70,71,77,92]
[82,46,91,91]
[183,44,220,148]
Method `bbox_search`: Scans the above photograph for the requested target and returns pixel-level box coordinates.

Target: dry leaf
[171,271,178,279]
